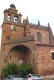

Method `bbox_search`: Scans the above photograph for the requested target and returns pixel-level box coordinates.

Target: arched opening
[7,45,32,65]
[14,15,18,22]
[8,14,11,21]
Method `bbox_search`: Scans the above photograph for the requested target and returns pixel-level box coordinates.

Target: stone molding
[5,36,34,44]
[37,43,54,47]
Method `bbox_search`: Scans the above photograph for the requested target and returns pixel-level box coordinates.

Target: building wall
[2,23,24,43]
[27,27,50,44]
[2,23,51,45]
[36,45,54,75]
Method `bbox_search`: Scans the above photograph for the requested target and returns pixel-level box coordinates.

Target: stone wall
[1,41,36,73]
[36,45,54,75]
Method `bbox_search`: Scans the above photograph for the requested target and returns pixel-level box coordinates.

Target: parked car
[4,75,23,80]
[23,74,42,80]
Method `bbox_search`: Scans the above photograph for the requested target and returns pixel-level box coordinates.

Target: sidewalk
[41,74,54,80]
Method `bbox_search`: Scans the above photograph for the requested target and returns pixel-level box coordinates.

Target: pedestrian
[28,74,33,80]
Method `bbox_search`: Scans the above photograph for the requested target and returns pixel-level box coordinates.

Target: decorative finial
[26,16,28,21]
[26,16,29,23]
[10,4,16,9]
[48,22,50,27]
[38,20,40,26]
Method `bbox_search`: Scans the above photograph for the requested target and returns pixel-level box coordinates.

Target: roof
[29,23,48,28]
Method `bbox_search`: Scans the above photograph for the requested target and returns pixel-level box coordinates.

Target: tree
[18,62,33,77]
[3,63,19,78]
[3,62,33,78]
[26,64,33,74]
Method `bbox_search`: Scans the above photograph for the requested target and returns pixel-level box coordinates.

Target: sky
[0,0,54,47]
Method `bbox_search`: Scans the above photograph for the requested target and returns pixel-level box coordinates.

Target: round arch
[6,45,32,65]
[8,44,32,54]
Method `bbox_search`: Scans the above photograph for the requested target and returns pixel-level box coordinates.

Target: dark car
[23,74,42,80]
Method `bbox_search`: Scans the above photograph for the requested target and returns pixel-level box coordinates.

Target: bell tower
[4,4,22,23]
[2,4,23,45]
[1,4,23,73]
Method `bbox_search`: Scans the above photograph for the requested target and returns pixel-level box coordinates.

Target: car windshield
[32,74,40,78]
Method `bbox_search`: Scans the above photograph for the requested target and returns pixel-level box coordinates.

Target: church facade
[1,4,54,77]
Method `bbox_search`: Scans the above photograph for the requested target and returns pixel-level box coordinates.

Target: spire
[48,22,50,28]
[26,16,29,24]
[38,20,40,26]
[23,16,29,24]
[26,16,29,23]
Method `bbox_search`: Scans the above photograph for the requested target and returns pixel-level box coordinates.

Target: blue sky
[0,0,54,47]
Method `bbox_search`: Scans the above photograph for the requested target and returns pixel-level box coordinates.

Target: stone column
[32,47,38,74]
[4,12,8,21]
[18,13,22,23]
[34,49,38,74]
[11,14,14,22]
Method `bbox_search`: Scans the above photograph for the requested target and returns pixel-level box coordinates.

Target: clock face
[11,25,16,31]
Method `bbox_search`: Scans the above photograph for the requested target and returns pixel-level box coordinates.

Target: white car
[4,75,23,80]
[23,74,42,80]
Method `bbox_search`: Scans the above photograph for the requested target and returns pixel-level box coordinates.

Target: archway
[7,45,32,65]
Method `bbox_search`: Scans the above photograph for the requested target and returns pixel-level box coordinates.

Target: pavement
[41,74,54,80]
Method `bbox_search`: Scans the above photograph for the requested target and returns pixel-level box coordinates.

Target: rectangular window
[51,52,54,60]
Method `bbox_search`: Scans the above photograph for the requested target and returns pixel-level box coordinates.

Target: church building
[1,4,54,77]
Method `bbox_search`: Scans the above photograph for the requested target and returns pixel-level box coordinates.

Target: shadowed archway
[7,45,32,65]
